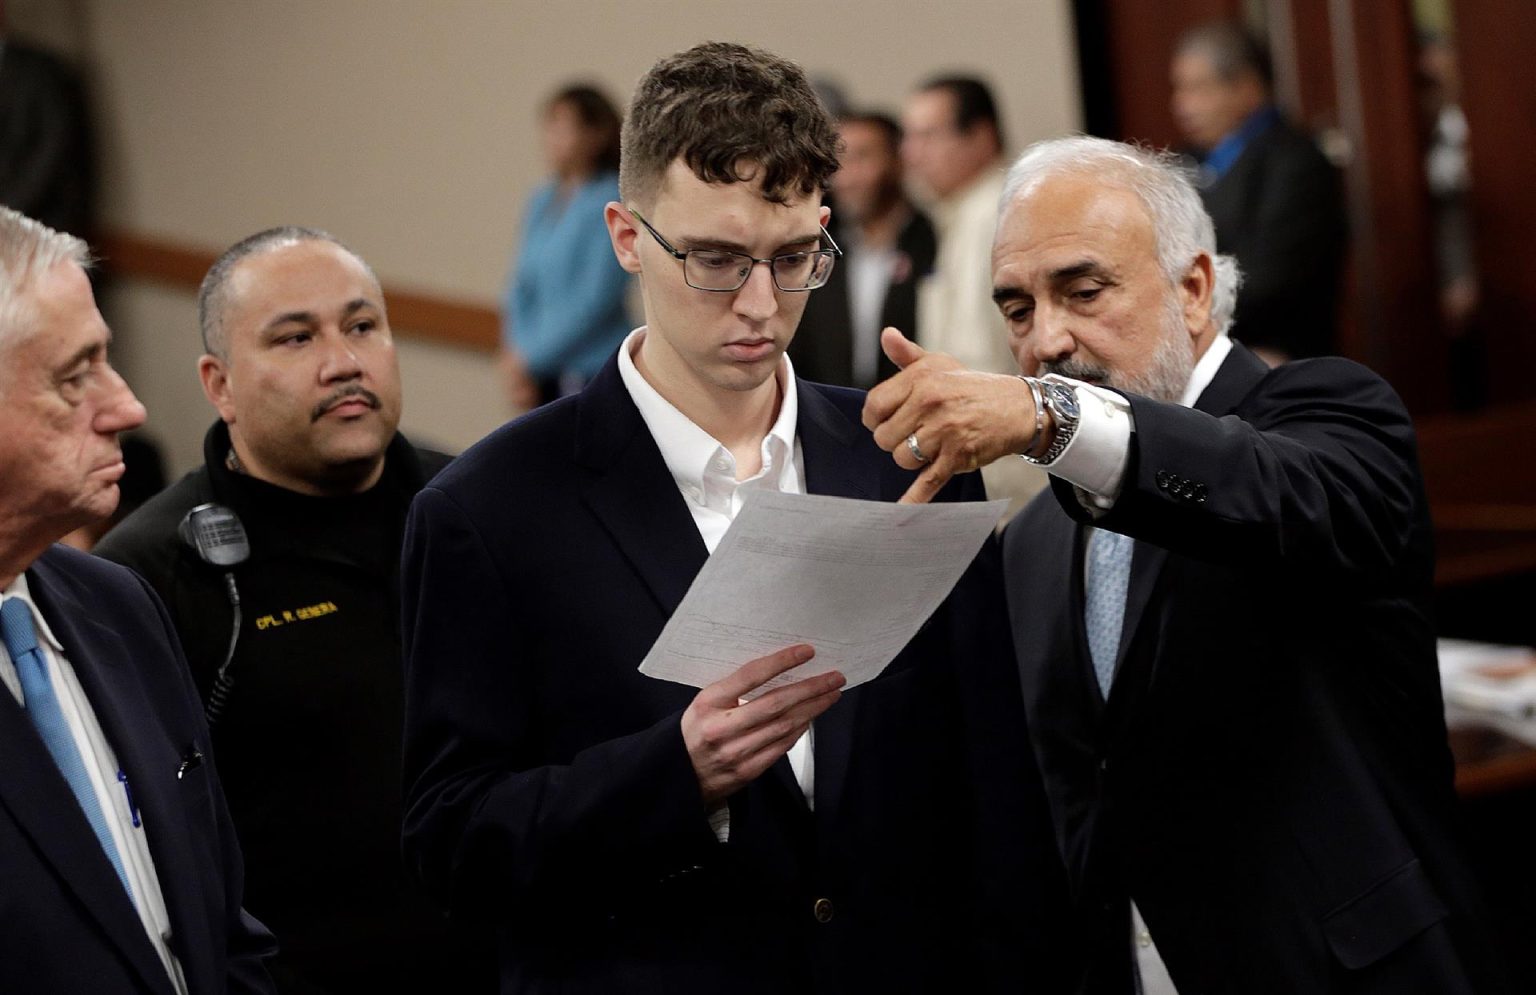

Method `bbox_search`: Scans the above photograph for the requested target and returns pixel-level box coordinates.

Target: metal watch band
[1021,381,1080,466]
[1016,374,1048,458]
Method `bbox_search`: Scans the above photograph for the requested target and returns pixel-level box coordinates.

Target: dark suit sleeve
[134,570,278,994]
[1072,359,1423,582]
[943,473,1077,991]
[400,485,718,921]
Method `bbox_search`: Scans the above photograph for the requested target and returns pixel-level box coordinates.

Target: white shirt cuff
[1038,374,1132,511]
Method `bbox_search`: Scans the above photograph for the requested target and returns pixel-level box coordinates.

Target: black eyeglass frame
[628,206,842,293]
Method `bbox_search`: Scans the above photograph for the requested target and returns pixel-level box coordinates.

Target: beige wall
[13,0,1082,475]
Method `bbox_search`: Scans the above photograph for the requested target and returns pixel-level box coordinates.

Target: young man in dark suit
[862,136,1506,994]
[0,205,275,993]
[401,41,1068,995]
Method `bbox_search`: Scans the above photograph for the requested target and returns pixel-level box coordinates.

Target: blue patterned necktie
[1,597,133,899]
[1085,528,1134,696]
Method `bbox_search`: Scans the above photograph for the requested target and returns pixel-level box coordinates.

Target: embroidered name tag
[254,601,339,630]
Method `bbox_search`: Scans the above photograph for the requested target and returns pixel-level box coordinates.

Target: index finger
[898,461,955,505]
[699,643,816,705]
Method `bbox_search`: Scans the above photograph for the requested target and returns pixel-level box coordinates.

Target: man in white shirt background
[903,75,1044,514]
[0,205,275,993]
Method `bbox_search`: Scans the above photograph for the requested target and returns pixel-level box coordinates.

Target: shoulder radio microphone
[179,503,250,726]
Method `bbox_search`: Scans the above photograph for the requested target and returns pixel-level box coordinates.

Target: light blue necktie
[1085,528,1134,696]
[1,597,133,899]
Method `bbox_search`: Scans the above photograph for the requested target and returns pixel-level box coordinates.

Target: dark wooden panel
[1452,0,1536,405]
[1266,0,1338,131]
[1331,0,1448,412]
[1417,400,1536,587]
[1093,0,1241,146]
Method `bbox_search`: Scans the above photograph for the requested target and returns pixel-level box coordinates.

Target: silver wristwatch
[1019,378,1081,466]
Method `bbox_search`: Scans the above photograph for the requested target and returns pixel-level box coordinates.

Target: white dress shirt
[0,577,189,995]
[1032,335,1233,995]
[1045,333,1234,508]
[617,328,814,840]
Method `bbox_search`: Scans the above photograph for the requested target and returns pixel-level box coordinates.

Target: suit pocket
[1320,857,1448,970]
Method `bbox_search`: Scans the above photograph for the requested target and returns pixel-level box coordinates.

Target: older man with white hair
[864,137,1506,994]
[0,205,275,993]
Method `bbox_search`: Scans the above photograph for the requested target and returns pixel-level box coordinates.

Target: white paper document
[639,491,1009,696]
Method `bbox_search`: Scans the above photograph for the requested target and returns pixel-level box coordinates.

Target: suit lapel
[17,559,180,995]
[576,359,710,619]
[1055,521,1108,717]
[1105,538,1169,706]
[796,383,874,827]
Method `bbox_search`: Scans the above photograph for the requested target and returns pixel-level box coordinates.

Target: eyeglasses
[629,207,840,293]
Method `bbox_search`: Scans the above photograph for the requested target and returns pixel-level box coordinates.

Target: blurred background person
[901,75,1015,378]
[0,8,94,239]
[499,83,631,411]
[1171,20,1347,365]
[791,111,934,390]
[903,75,1044,513]
[1418,32,1481,410]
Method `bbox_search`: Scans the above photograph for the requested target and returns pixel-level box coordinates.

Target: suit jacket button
[1156,471,1170,489]
[813,897,834,923]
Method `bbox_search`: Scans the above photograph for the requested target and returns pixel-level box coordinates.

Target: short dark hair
[839,111,903,153]
[550,83,622,174]
[198,226,375,359]
[619,41,841,208]
[918,75,1004,150]
[1175,21,1274,89]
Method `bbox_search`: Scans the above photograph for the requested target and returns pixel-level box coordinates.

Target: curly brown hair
[619,42,841,209]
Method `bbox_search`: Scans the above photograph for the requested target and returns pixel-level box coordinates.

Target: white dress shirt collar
[2,574,66,649]
[1179,332,1234,408]
[617,326,801,516]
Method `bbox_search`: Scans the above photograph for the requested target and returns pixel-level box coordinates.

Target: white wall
[14,0,1083,474]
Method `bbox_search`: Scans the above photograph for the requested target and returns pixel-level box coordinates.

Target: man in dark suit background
[0,18,93,238]
[1171,20,1347,363]
[0,205,274,993]
[791,111,935,389]
[401,41,1068,994]
[862,137,1505,993]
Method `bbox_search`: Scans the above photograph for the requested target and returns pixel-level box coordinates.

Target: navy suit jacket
[0,545,274,994]
[401,355,1070,994]
[1003,344,1505,994]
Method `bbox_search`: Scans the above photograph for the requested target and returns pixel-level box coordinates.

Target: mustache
[1041,359,1112,385]
[311,384,381,422]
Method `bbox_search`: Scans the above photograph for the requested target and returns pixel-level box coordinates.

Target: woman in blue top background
[500,84,631,409]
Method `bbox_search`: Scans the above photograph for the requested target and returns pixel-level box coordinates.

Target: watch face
[1044,382,1080,420]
